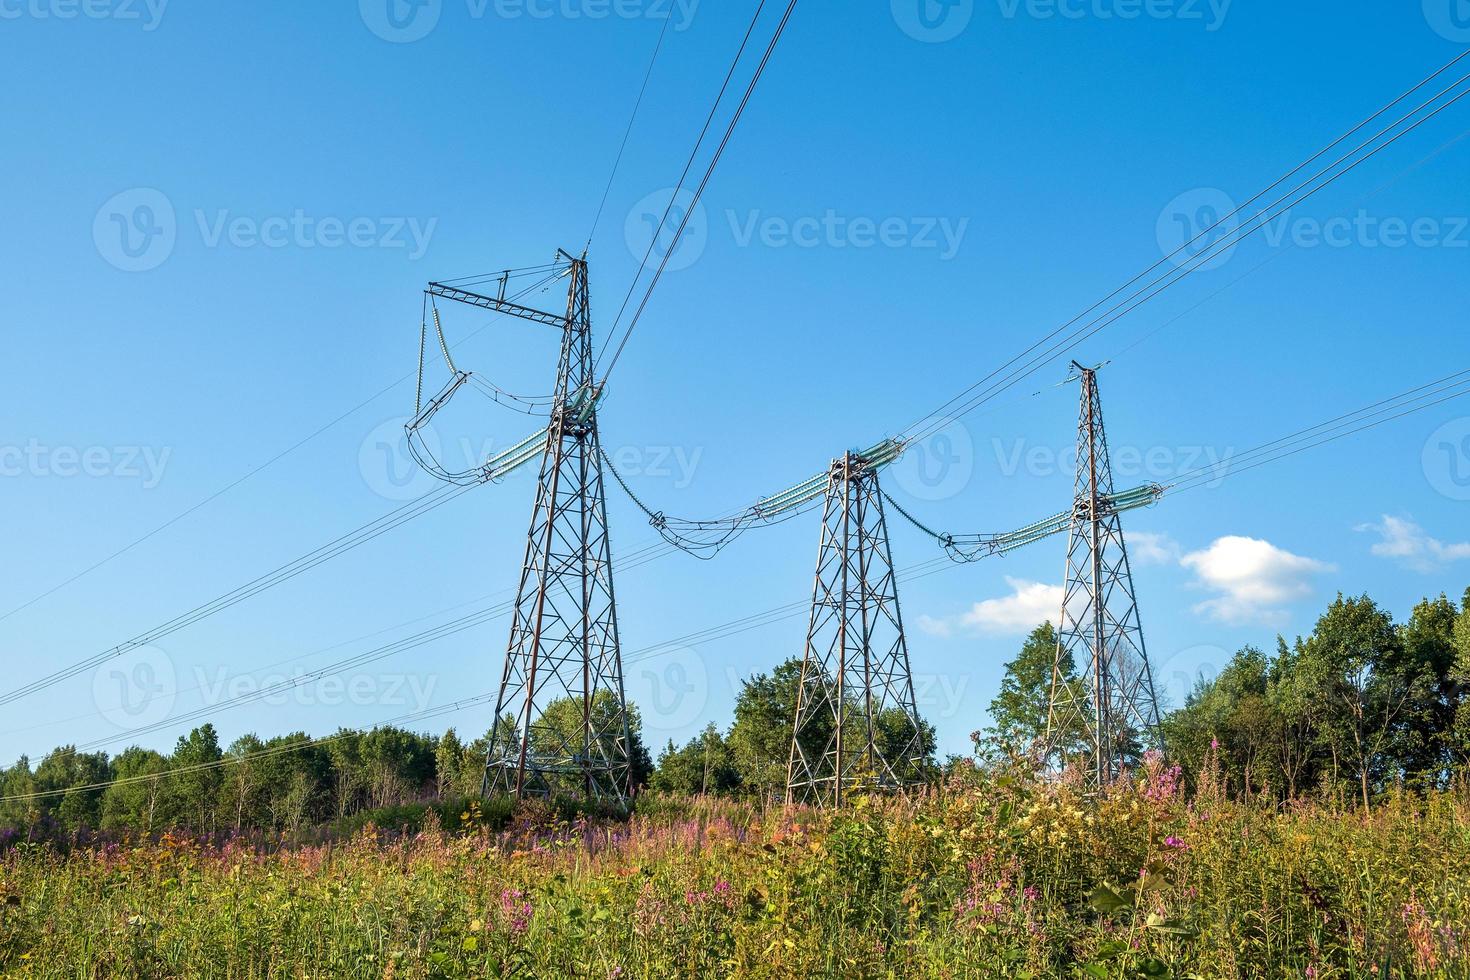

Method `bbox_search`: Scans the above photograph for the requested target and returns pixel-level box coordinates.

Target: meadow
[2,759,1467,979]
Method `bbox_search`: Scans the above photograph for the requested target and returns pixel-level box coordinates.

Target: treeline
[980,586,1470,809]
[3,585,1465,838]
[0,700,657,839]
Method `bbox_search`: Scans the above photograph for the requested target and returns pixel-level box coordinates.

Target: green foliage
[4,775,1469,977]
[982,622,1083,760]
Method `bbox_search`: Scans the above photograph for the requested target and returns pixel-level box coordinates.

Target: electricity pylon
[786,444,927,807]
[432,251,633,803]
[1044,363,1162,787]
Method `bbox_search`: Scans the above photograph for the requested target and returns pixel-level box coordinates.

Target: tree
[168,725,224,833]
[1398,594,1462,788]
[651,724,740,796]
[531,692,655,795]
[1163,647,1279,799]
[0,758,41,835]
[982,623,1081,760]
[727,658,808,799]
[435,728,465,798]
[1298,595,1424,811]
[34,746,112,833]
[100,747,171,832]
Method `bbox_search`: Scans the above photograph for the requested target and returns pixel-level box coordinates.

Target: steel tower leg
[1043,363,1163,787]
[786,453,925,807]
[483,257,634,803]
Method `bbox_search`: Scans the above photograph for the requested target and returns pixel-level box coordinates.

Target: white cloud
[1180,536,1333,626]
[918,577,1062,638]
[1129,531,1181,566]
[1357,515,1470,573]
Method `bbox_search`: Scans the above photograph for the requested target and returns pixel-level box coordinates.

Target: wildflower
[498,888,533,936]
[1164,836,1187,851]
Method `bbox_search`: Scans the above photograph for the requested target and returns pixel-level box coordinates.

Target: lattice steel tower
[786,445,926,807]
[444,252,632,802]
[1044,363,1162,787]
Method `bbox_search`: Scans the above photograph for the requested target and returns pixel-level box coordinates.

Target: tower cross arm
[425,282,569,331]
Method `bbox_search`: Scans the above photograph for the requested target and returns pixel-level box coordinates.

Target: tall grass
[1,764,1467,978]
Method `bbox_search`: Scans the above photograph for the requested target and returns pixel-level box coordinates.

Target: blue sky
[2,1,1469,766]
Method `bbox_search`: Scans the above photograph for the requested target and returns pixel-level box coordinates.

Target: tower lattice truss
[786,453,925,807]
[484,256,633,802]
[1044,364,1162,786]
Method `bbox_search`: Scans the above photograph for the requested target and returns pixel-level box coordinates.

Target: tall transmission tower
[429,251,633,803]
[1044,363,1163,787]
[786,443,927,807]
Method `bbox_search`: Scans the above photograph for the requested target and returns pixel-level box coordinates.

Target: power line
[899,55,1470,447]
[0,482,478,709]
[0,265,572,628]
[4,520,702,757]
[586,15,675,251]
[597,0,801,384]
